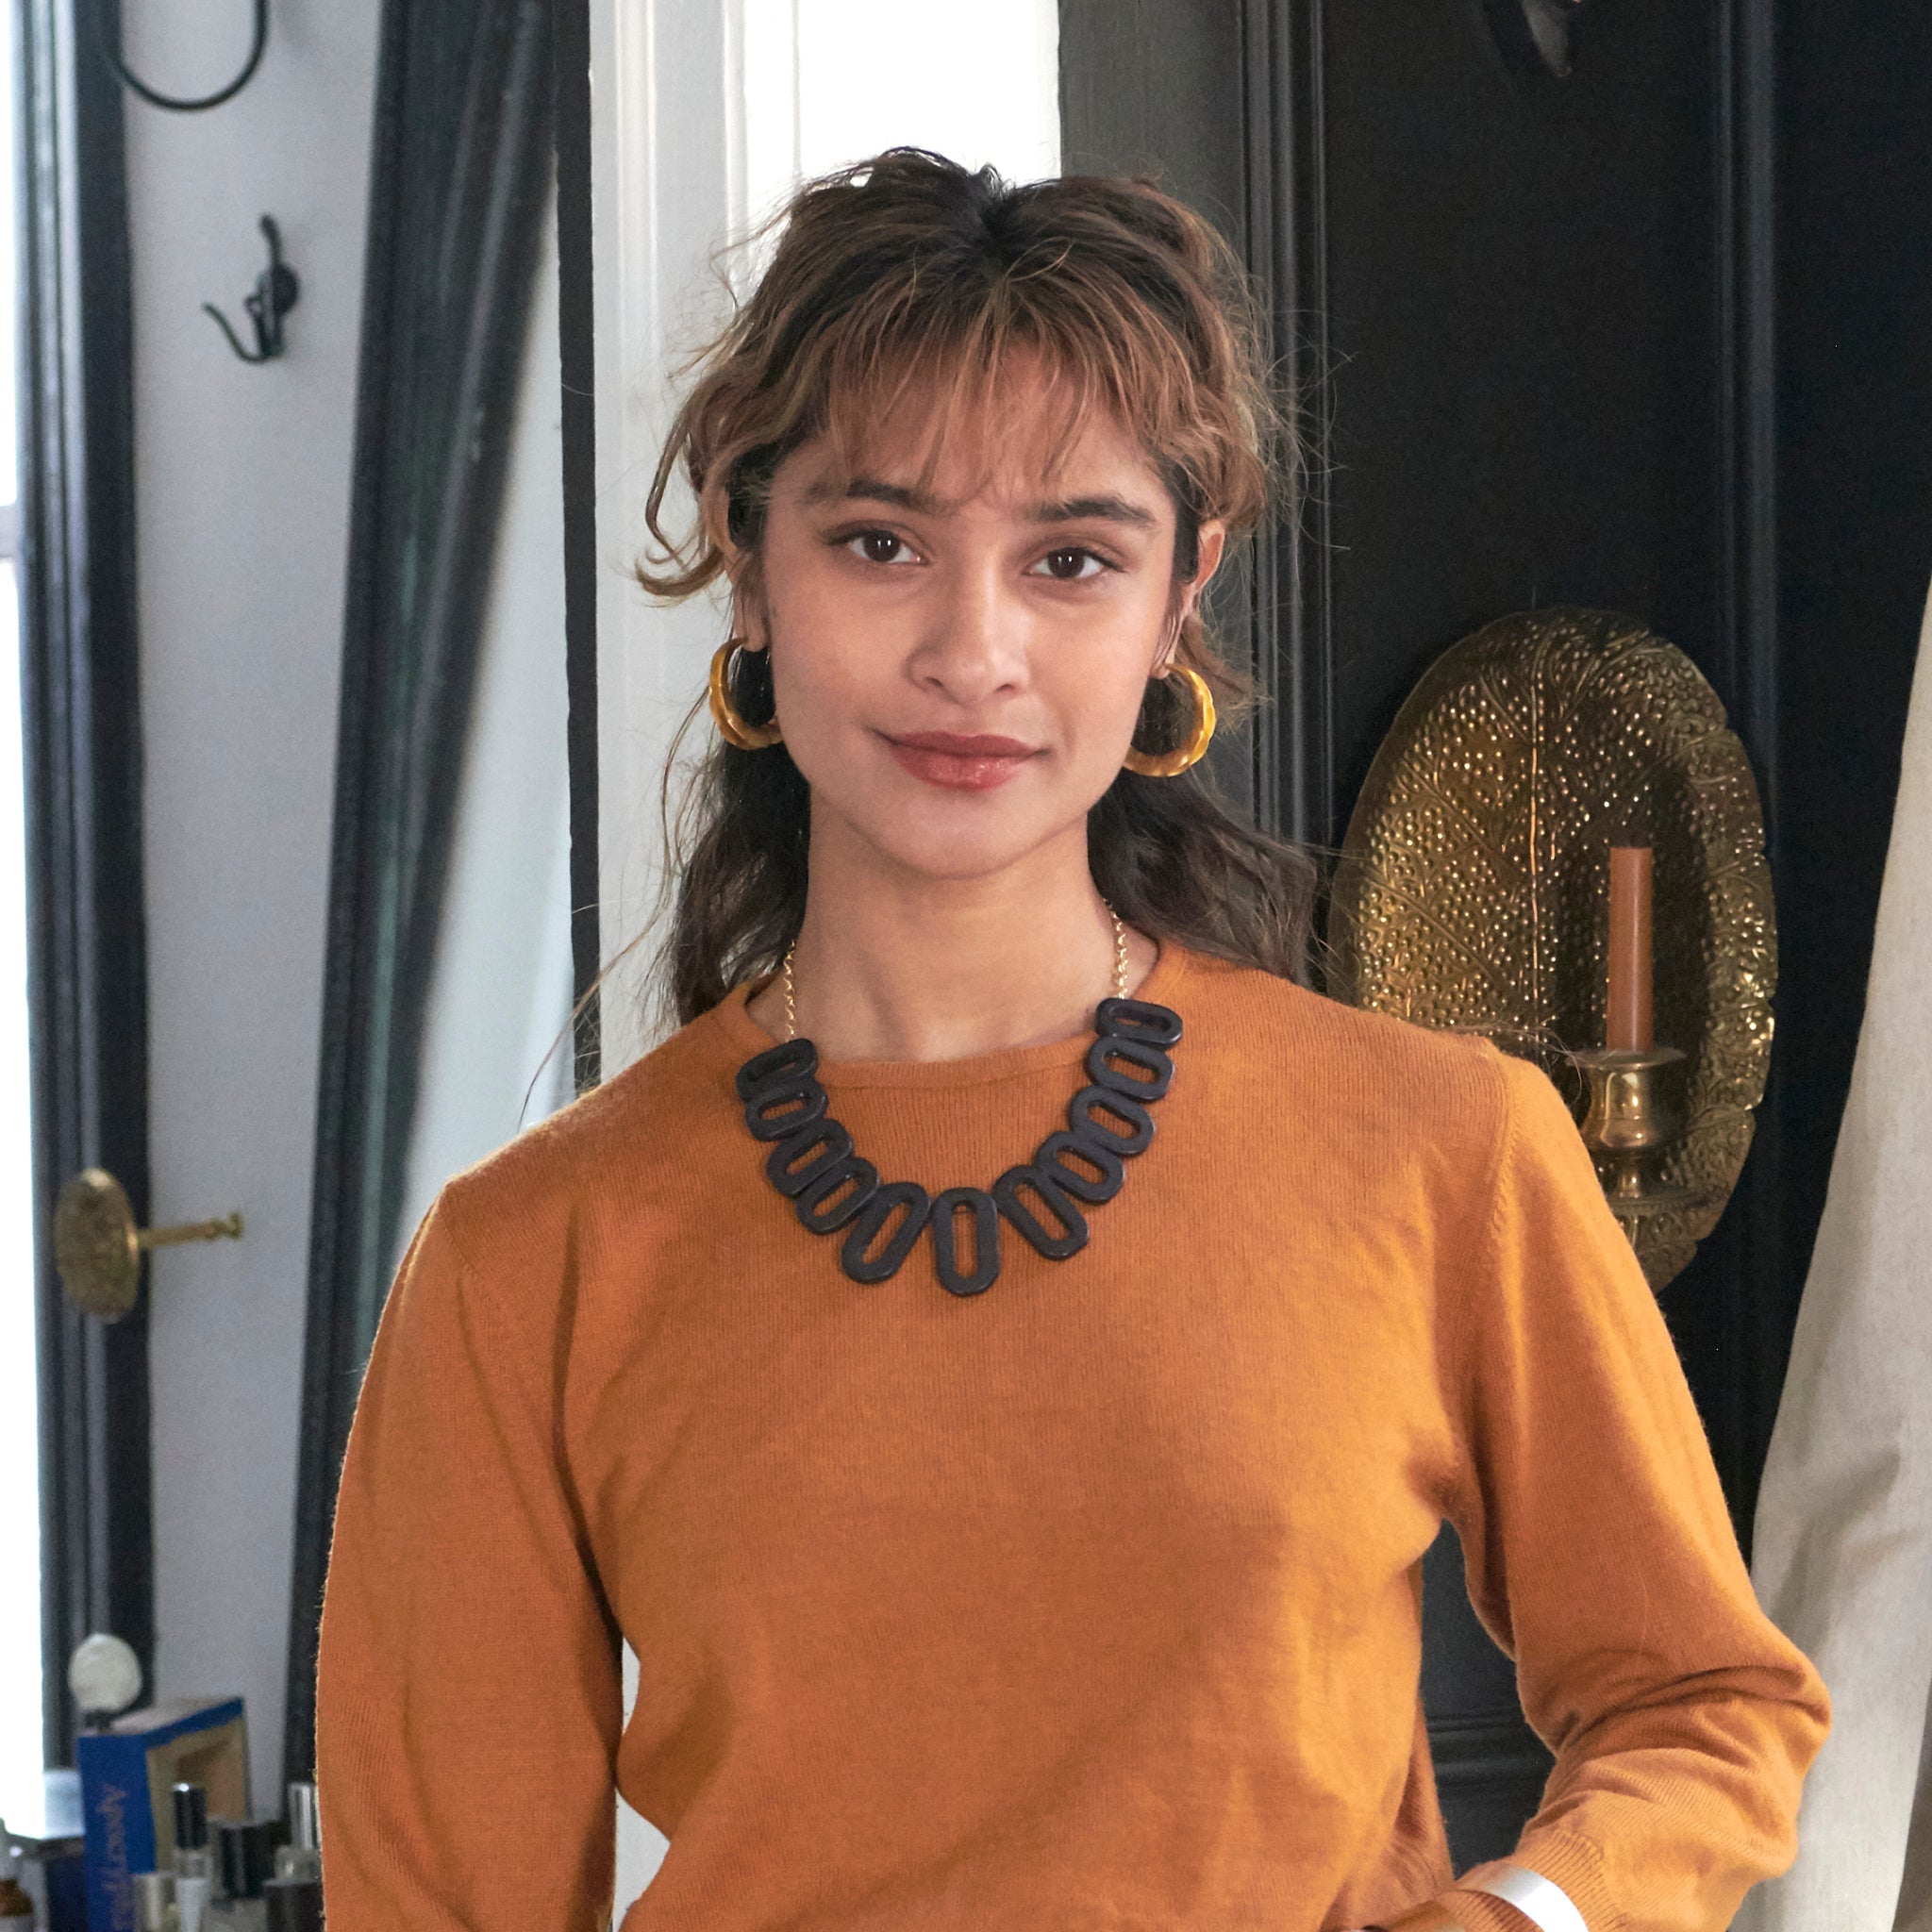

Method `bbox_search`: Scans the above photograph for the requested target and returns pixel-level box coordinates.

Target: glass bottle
[171,1784,213,1932]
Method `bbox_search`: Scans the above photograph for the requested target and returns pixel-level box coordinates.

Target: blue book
[75,1698,248,1932]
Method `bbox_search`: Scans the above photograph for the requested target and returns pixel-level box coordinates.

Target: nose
[908,552,1029,708]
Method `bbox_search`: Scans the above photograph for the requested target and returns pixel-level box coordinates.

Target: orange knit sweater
[314,941,1829,1932]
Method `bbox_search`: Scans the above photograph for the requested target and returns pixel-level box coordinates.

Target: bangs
[805,275,1202,513]
[820,338,1099,505]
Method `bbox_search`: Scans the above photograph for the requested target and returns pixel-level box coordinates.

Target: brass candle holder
[1566,1045,1703,1243]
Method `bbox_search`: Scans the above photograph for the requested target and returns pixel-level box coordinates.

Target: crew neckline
[708,936,1191,1091]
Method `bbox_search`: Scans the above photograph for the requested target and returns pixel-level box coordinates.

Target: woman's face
[737,360,1227,887]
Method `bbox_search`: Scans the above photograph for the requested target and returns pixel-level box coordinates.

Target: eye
[843,528,919,566]
[1031,546,1113,582]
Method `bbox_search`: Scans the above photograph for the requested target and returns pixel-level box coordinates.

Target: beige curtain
[1734,576,1932,1932]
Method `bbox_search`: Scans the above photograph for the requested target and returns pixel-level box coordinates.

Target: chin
[842,786,1080,885]
[873,819,1051,884]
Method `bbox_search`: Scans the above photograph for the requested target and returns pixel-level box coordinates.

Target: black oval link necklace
[733,905,1183,1296]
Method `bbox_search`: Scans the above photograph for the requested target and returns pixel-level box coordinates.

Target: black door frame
[16,0,156,1766]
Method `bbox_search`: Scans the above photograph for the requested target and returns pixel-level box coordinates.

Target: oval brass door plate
[55,1168,143,1320]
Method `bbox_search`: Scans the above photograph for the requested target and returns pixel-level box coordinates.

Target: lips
[881,728,1040,791]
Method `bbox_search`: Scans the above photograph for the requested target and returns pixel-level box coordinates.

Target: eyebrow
[802,474,1161,530]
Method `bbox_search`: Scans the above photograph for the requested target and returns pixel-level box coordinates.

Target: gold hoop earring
[708,638,783,750]
[1122,664,1216,777]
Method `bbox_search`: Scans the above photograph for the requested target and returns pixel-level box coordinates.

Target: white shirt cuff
[1456,1859,1590,1932]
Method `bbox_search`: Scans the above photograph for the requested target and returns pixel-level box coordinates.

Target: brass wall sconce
[1330,608,1775,1292]
[54,1167,244,1320]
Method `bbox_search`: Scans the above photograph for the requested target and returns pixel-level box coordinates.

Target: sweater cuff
[1447,1832,1620,1932]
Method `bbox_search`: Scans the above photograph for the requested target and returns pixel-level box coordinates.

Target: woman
[314,149,1829,1932]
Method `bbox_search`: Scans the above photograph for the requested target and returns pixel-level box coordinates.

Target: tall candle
[1607,845,1653,1052]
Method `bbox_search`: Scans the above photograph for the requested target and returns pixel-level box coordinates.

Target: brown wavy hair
[631,146,1320,1029]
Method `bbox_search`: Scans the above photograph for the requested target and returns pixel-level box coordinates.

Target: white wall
[125,2,382,1807]
[781,0,1059,210]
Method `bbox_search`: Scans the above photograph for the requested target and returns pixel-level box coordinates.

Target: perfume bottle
[210,1815,280,1930]
[172,1784,213,1932]
[271,1786,319,1885]
[260,1875,322,1932]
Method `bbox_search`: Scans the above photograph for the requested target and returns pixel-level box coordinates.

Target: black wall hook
[204,216,299,364]
[89,0,269,112]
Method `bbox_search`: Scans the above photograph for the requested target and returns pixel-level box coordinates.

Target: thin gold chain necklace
[777,905,1131,1042]
[734,903,1182,1297]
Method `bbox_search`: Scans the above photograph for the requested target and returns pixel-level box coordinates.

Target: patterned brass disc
[54,1168,143,1320]
[1329,608,1775,1292]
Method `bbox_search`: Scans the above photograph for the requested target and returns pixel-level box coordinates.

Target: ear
[1184,520,1228,615]
[725,568,771,652]
[1156,520,1229,676]
[708,481,771,648]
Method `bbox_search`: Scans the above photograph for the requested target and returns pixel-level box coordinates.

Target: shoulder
[425,997,746,1277]
[1165,944,1599,1235]
[1173,941,1515,1144]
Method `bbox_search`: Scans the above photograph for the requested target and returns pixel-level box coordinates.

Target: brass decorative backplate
[1329,608,1775,1291]
[54,1168,143,1320]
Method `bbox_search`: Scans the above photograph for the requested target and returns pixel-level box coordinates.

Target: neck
[749,818,1158,1062]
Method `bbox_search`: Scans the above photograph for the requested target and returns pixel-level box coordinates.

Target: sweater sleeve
[314,1187,624,1930]
[1425,1048,1831,1932]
